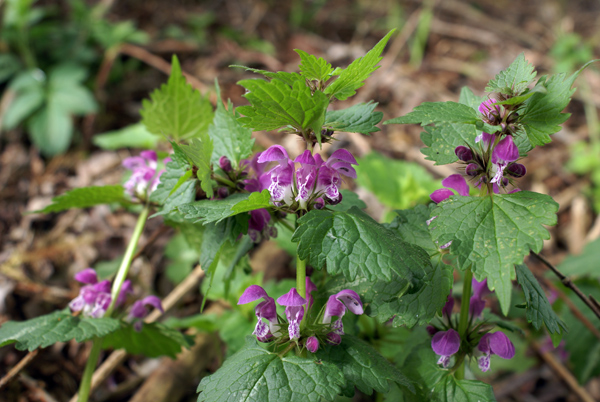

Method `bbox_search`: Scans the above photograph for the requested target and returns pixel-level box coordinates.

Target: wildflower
[479,99,503,125]
[476,331,515,372]
[490,136,519,185]
[122,150,169,198]
[431,329,461,368]
[315,149,358,204]
[430,174,469,204]
[129,295,164,331]
[277,288,307,341]
[258,145,294,205]
[469,278,492,318]
[248,209,277,242]
[69,268,131,318]
[323,289,364,335]
[238,285,278,342]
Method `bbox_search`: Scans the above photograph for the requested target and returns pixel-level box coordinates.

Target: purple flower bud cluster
[429,278,515,372]
[257,146,358,209]
[479,98,519,134]
[69,268,163,331]
[238,280,363,352]
[122,151,170,199]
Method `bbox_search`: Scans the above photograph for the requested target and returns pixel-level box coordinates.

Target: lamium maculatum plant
[0,30,596,402]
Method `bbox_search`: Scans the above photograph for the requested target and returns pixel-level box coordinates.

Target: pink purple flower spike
[74,268,98,285]
[277,288,307,306]
[123,150,169,198]
[329,149,358,165]
[306,336,319,353]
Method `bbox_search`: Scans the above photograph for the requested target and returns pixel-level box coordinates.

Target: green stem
[296,256,307,299]
[454,268,473,380]
[77,337,103,402]
[214,175,236,188]
[278,218,295,233]
[105,206,149,316]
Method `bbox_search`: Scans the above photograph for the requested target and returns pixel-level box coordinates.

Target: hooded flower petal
[238,285,270,304]
[335,290,363,315]
[431,329,461,358]
[476,331,515,372]
[442,174,469,197]
[277,288,307,306]
[328,149,358,165]
[492,136,519,164]
[294,150,316,165]
[442,295,454,319]
[74,268,98,285]
[258,145,289,164]
[430,188,454,204]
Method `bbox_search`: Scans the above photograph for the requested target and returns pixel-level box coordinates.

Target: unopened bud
[306,336,319,353]
[465,163,480,177]
[217,187,229,199]
[455,146,473,162]
[506,163,526,178]
[219,156,232,172]
[326,192,342,206]
[313,197,325,210]
[326,332,342,345]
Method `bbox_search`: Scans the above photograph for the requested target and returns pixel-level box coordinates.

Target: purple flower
[469,278,492,318]
[238,285,278,342]
[294,150,318,208]
[475,132,495,150]
[306,336,319,353]
[123,150,169,198]
[479,99,502,125]
[306,277,317,308]
[242,151,270,193]
[505,162,526,178]
[476,331,515,372]
[259,145,295,205]
[69,269,131,318]
[323,289,363,335]
[326,332,342,345]
[442,295,454,319]
[490,136,519,185]
[315,150,358,203]
[277,288,307,341]
[129,295,164,331]
[248,209,272,242]
[455,146,473,162]
[430,174,469,203]
[431,329,461,368]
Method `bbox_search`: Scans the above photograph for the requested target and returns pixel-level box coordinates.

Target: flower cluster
[123,151,170,200]
[257,145,358,210]
[69,268,131,318]
[238,280,363,352]
[70,268,164,331]
[429,278,515,372]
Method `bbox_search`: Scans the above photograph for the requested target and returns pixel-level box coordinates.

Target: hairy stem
[77,337,103,402]
[105,206,149,316]
[455,269,473,379]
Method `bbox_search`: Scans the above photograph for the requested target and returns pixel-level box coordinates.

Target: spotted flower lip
[323,289,363,335]
[476,331,515,372]
[431,329,461,368]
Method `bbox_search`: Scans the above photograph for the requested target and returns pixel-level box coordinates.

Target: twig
[533,342,596,402]
[68,264,205,402]
[531,252,600,321]
[131,225,171,261]
[0,349,39,389]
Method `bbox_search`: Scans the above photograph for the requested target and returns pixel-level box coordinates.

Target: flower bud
[217,187,229,199]
[219,156,232,172]
[466,163,480,177]
[326,332,342,345]
[455,146,473,162]
[306,336,319,353]
[313,197,325,210]
[505,163,526,178]
[326,192,342,206]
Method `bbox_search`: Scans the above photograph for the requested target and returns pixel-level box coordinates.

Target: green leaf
[150,158,197,217]
[485,53,536,96]
[356,153,441,209]
[323,102,383,134]
[386,204,438,254]
[197,336,344,402]
[418,123,480,165]
[230,65,302,87]
[0,53,20,84]
[401,341,448,400]
[315,335,413,396]
[0,311,120,351]
[515,264,567,335]
[141,55,213,141]
[519,61,595,147]
[36,185,127,213]
[432,377,497,402]
[102,321,193,359]
[49,66,97,116]
[458,87,485,111]
[292,206,430,284]
[327,189,367,212]
[179,190,271,224]
[93,123,159,150]
[236,76,329,137]
[179,137,214,198]
[209,82,254,168]
[558,237,600,276]
[324,30,395,100]
[2,83,44,130]
[27,104,73,157]
[296,49,334,82]
[429,192,558,315]
[385,102,479,126]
